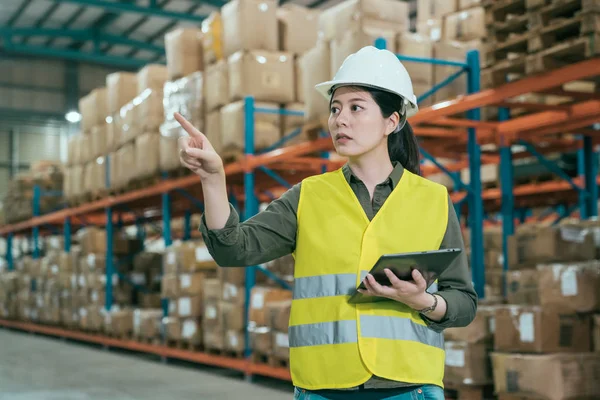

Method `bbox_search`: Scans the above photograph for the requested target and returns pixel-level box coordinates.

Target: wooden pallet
[165,339,204,352]
[205,347,245,358]
[251,352,290,368]
[482,55,527,88]
[528,0,600,29]
[528,13,589,53]
[487,13,530,44]
[134,335,162,346]
[525,33,600,75]
[444,382,495,400]
[485,0,527,25]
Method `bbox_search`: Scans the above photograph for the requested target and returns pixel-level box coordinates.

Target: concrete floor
[0,329,292,400]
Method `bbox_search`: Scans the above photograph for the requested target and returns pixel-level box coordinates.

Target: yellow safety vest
[290,168,449,390]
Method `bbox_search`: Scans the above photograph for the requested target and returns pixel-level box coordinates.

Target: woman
[177,46,477,400]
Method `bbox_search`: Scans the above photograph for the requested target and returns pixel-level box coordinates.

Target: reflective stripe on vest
[289,316,443,349]
[293,272,369,299]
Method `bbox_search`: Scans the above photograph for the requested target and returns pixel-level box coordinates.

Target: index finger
[174,112,205,140]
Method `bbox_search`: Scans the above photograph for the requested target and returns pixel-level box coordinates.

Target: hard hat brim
[314,80,419,118]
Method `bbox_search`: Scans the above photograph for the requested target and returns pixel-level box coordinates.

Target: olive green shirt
[199,162,477,389]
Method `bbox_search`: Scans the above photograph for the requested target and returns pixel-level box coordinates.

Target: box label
[195,246,211,262]
[252,292,265,310]
[489,316,496,334]
[228,331,238,348]
[445,348,465,367]
[519,312,535,343]
[560,267,578,296]
[182,320,197,338]
[180,274,191,289]
[276,332,289,348]
[87,254,96,268]
[178,298,191,316]
[167,252,176,265]
[206,305,217,320]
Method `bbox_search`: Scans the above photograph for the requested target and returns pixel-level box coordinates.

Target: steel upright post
[466,50,485,299]
[243,96,258,359]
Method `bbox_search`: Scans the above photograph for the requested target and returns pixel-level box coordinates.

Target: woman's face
[328,86,397,159]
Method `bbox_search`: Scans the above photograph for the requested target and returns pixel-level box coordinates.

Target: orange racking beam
[425,117,499,129]
[408,58,600,123]
[0,319,291,381]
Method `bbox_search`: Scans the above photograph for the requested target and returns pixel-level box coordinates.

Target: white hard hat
[315,46,418,117]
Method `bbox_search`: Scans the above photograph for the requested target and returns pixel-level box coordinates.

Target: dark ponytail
[365,88,421,176]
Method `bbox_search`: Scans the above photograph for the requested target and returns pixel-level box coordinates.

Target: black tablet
[347,248,462,304]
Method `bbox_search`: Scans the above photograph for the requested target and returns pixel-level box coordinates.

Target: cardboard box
[295,58,303,103]
[494,306,592,353]
[299,42,330,123]
[433,40,483,104]
[228,50,295,104]
[79,87,107,132]
[90,124,108,159]
[201,11,224,66]
[249,287,293,327]
[484,226,504,250]
[181,318,203,345]
[221,301,245,331]
[203,327,225,350]
[165,28,203,80]
[266,300,291,332]
[78,227,130,255]
[137,64,167,95]
[133,309,163,338]
[220,100,281,152]
[137,91,164,131]
[225,330,245,353]
[178,295,203,318]
[163,317,181,340]
[250,327,273,354]
[104,309,133,335]
[179,273,208,296]
[222,283,245,305]
[161,274,179,298]
[218,267,247,287]
[513,224,597,265]
[272,331,290,360]
[134,132,160,180]
[444,341,492,385]
[537,262,600,313]
[163,242,218,275]
[204,60,229,112]
[443,7,486,42]
[397,33,434,86]
[221,0,278,57]
[277,4,319,54]
[331,26,397,77]
[319,0,409,41]
[506,270,540,305]
[417,0,458,21]
[106,72,137,115]
[459,0,483,9]
[203,301,222,330]
[159,131,184,173]
[281,102,305,143]
[445,305,497,344]
[491,352,600,400]
[203,279,222,303]
[206,110,223,155]
[417,19,442,42]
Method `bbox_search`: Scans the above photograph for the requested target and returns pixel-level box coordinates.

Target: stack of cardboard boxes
[161,241,218,347]
[3,161,64,224]
[490,221,600,399]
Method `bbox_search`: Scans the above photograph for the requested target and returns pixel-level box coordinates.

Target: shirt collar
[342,161,405,189]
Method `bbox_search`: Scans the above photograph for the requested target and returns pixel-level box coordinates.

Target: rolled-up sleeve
[198,183,300,267]
[422,196,478,332]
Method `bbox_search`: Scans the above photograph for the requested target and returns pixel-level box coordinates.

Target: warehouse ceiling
[0,0,345,69]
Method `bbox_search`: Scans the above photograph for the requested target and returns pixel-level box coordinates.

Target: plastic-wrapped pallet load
[160,72,205,173]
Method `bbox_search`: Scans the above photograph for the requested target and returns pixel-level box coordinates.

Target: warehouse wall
[0,57,122,198]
